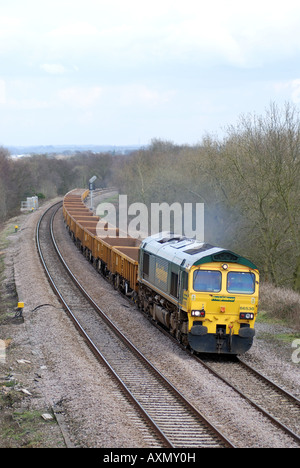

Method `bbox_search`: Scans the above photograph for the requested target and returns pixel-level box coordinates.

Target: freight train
[63,189,259,355]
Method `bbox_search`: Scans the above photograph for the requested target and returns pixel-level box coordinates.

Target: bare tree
[224,102,300,289]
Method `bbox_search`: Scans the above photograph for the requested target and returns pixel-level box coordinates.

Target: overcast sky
[1,0,300,146]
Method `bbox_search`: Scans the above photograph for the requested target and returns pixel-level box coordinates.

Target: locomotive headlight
[222,264,228,270]
[192,310,205,317]
[240,312,254,320]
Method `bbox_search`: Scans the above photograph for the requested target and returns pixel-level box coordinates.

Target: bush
[259,283,300,330]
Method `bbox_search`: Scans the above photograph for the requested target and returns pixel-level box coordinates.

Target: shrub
[259,283,300,330]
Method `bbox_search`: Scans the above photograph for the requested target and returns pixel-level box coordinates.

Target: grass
[0,377,63,448]
[275,333,300,344]
[0,407,58,448]
[0,221,19,321]
[257,283,300,346]
[258,283,300,331]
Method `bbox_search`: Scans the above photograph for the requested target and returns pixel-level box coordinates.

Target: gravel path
[0,200,299,448]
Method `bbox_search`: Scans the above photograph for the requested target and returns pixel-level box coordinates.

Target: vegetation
[0,223,18,321]
[0,150,113,227]
[0,387,62,448]
[0,101,300,311]
[259,283,300,331]
[114,103,300,294]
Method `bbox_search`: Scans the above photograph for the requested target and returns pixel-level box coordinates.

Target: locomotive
[63,189,259,355]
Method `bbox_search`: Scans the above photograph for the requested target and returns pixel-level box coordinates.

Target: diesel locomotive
[63,189,259,355]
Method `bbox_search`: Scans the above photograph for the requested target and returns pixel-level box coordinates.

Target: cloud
[0,16,22,36]
[0,80,6,105]
[274,79,300,103]
[40,64,67,75]
[57,86,103,108]
[50,21,99,38]
[7,98,51,111]
[2,1,300,73]
[118,84,176,107]
[2,0,300,146]
[155,0,300,68]
[290,80,300,103]
[56,83,174,111]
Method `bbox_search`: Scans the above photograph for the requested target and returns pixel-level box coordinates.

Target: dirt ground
[0,202,67,448]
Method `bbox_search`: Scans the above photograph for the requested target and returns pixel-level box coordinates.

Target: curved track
[197,355,300,443]
[36,201,235,448]
[146,314,300,445]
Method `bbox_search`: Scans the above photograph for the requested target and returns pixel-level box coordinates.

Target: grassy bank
[258,283,300,343]
[0,221,19,322]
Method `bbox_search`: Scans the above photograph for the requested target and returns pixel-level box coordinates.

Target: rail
[36,201,235,448]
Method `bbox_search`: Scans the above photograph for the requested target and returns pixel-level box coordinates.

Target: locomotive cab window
[170,272,178,298]
[193,270,221,292]
[143,252,150,277]
[182,271,188,291]
[227,272,255,294]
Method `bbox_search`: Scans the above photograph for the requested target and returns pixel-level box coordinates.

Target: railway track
[132,292,300,446]
[147,316,300,445]
[145,307,300,445]
[197,355,300,444]
[36,201,235,448]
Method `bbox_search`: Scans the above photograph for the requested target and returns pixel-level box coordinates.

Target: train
[63,189,259,355]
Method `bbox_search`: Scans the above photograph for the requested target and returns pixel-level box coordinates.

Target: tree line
[0,150,113,223]
[0,102,299,291]
[113,102,300,292]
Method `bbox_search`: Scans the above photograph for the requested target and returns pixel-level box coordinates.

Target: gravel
[1,199,299,448]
